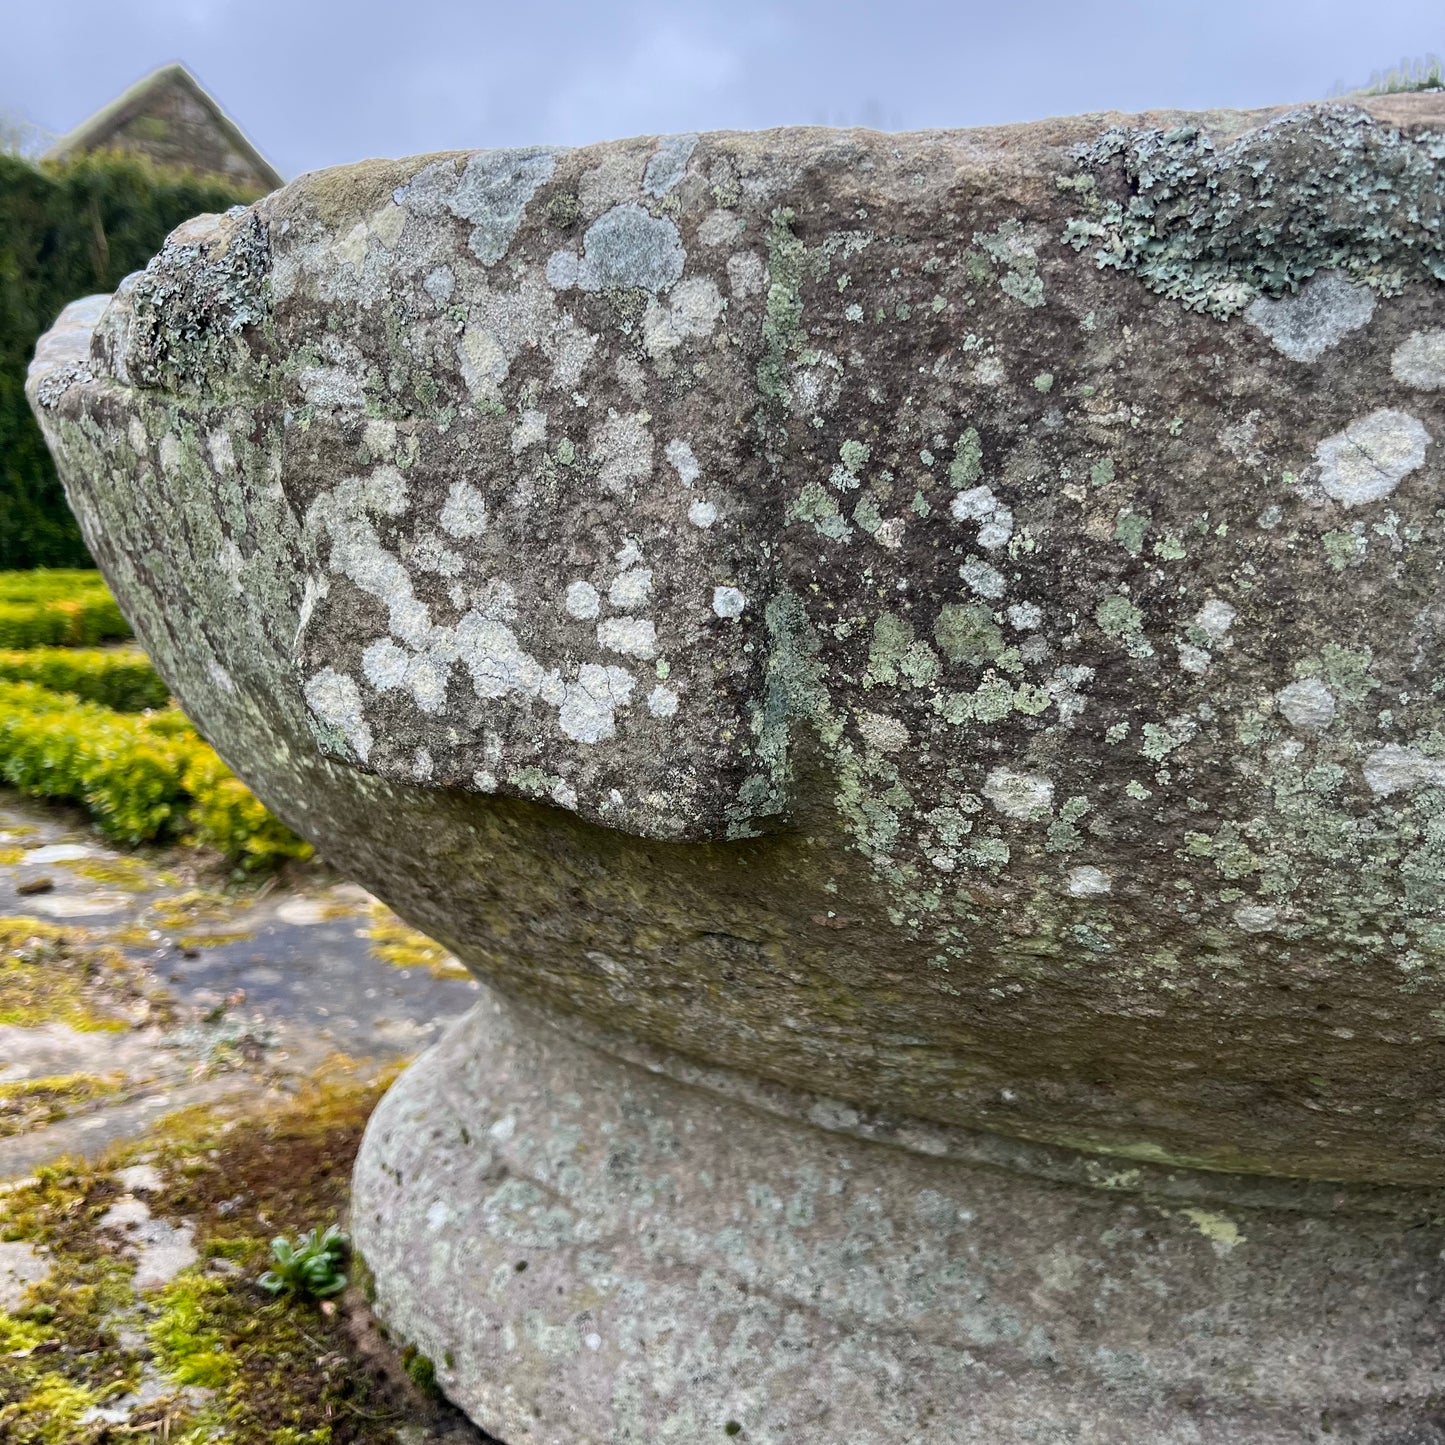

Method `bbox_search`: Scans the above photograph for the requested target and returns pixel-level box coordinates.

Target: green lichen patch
[1065,104,1445,316]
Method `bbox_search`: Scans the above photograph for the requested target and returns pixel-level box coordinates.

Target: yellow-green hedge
[0,570,131,647]
[0,647,168,711]
[0,595,130,648]
[0,569,114,603]
[0,680,310,867]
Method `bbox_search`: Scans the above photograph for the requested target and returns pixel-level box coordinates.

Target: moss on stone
[0,917,137,1031]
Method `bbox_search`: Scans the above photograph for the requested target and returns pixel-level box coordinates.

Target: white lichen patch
[643,276,726,360]
[1233,903,1280,934]
[455,615,550,700]
[396,147,557,266]
[950,485,1014,550]
[1067,865,1112,896]
[563,578,598,618]
[608,567,653,609]
[1274,678,1336,731]
[1192,598,1237,644]
[422,265,455,304]
[857,711,910,752]
[1391,330,1445,391]
[557,664,635,743]
[439,481,489,538]
[642,134,698,197]
[510,409,548,453]
[699,209,743,245]
[1177,643,1211,675]
[363,637,450,714]
[363,637,410,690]
[1007,602,1042,631]
[665,437,700,486]
[726,251,765,298]
[597,616,657,660]
[546,250,580,290]
[1362,743,1445,797]
[591,413,655,494]
[1243,270,1376,362]
[206,428,235,472]
[304,668,373,762]
[960,557,1006,600]
[1315,409,1430,507]
[712,586,746,618]
[458,326,509,402]
[573,204,686,294]
[982,767,1054,821]
[688,499,718,528]
[647,684,679,718]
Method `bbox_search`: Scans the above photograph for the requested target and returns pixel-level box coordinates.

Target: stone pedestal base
[351,989,1445,1444]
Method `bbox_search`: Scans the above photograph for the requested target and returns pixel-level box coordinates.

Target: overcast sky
[2,0,1440,179]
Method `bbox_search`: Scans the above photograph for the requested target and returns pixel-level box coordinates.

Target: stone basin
[28,91,1445,1442]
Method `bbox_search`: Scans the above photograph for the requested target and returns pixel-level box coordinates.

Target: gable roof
[42,62,283,192]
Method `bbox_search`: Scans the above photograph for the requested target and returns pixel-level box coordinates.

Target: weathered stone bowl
[29,92,1445,1442]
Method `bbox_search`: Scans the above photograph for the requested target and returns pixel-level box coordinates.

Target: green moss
[401,1343,440,1398]
[64,854,168,891]
[0,1072,125,1140]
[150,1272,239,1389]
[366,901,469,979]
[0,1061,453,1443]
[0,918,135,1031]
[1,1374,103,1443]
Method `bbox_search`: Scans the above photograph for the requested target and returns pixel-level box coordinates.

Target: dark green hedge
[0,151,259,569]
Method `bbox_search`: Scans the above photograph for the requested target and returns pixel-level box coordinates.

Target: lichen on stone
[1064,104,1445,316]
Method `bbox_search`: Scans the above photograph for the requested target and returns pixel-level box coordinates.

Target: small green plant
[1333,53,1444,96]
[257,1224,349,1300]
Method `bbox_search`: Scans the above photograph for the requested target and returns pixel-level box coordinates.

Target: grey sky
[2,1,1440,179]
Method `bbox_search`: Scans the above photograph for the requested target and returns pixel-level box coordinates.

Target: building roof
[42,62,283,193]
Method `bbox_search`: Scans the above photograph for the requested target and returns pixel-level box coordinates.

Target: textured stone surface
[354,988,1445,1445]
[24,90,1445,1438]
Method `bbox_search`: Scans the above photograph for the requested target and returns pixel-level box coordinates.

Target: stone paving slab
[0,787,480,1178]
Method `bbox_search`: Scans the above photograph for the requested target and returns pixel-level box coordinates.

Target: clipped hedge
[0,646,168,710]
[0,680,309,867]
[0,568,114,602]
[0,593,130,647]
[1,151,260,569]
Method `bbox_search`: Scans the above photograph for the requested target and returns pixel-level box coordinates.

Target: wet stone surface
[0,787,479,1177]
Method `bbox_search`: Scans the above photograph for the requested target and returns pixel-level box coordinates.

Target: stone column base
[351,988,1445,1444]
